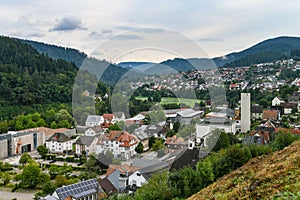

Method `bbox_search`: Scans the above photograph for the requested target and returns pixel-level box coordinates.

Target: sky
[1,0,300,63]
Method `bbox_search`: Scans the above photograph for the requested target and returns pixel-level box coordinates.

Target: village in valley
[1,57,300,199]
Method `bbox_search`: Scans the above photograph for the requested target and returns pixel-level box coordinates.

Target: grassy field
[136,96,204,107]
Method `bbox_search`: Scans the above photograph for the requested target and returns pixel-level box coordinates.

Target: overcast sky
[1,0,300,62]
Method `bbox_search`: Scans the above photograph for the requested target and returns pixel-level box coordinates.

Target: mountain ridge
[17,35,300,75]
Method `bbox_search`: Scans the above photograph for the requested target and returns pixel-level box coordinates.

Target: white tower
[241,93,251,133]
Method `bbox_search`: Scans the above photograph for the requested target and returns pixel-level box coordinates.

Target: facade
[75,136,98,156]
[241,93,251,133]
[251,105,263,120]
[272,97,285,106]
[0,131,44,159]
[45,132,73,153]
[85,126,104,136]
[96,131,138,159]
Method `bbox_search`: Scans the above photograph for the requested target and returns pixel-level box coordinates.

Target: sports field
[136,96,204,107]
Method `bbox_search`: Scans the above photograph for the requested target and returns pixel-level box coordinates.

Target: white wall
[128,171,147,187]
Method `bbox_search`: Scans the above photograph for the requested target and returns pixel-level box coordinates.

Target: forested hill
[141,36,300,71]
[0,36,78,115]
[220,36,300,67]
[19,38,128,85]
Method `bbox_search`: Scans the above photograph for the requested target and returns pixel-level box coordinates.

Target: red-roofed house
[96,131,139,159]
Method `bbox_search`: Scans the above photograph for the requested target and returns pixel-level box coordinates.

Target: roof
[170,148,202,171]
[262,110,279,120]
[46,132,71,142]
[103,114,114,121]
[138,161,170,180]
[177,109,203,118]
[75,136,96,146]
[18,127,70,140]
[127,114,145,121]
[106,164,140,176]
[55,178,101,200]
[251,105,263,113]
[99,177,117,195]
[86,115,102,124]
[96,153,112,168]
[165,135,185,145]
[118,131,138,147]
[90,126,103,133]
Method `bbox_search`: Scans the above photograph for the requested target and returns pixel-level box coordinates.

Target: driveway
[0,188,36,200]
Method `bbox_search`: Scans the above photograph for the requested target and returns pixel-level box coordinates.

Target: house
[86,115,103,127]
[176,109,203,124]
[49,178,105,200]
[133,125,149,151]
[45,132,73,153]
[103,114,116,124]
[74,136,98,156]
[113,112,126,122]
[229,83,240,90]
[280,103,297,115]
[127,161,169,191]
[272,97,285,106]
[0,131,44,159]
[85,126,104,136]
[104,164,140,192]
[164,135,186,149]
[96,131,138,159]
[126,114,145,126]
[242,120,276,145]
[251,105,263,120]
[262,109,280,121]
[99,177,118,196]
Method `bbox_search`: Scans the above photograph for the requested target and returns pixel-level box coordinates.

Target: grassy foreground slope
[189,140,300,200]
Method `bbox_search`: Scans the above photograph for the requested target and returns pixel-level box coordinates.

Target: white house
[85,115,103,127]
[74,136,98,156]
[96,131,138,159]
[113,112,126,122]
[128,171,147,188]
[45,132,73,153]
[272,97,285,106]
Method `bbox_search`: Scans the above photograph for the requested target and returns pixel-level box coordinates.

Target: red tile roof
[103,114,114,121]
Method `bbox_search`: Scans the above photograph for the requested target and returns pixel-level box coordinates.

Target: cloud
[111,34,143,40]
[25,32,45,38]
[49,15,87,32]
[197,38,225,42]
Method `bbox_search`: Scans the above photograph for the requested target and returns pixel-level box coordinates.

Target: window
[137,173,141,176]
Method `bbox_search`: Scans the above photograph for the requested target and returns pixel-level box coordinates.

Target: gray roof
[177,109,202,118]
[55,178,102,200]
[75,136,96,146]
[86,115,102,124]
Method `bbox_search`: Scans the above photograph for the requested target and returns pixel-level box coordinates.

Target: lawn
[136,96,204,107]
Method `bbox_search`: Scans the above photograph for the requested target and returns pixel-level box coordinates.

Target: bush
[66,156,74,162]
[272,131,300,151]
